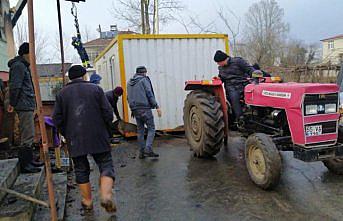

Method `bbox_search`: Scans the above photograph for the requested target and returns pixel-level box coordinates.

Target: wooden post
[27,1,57,220]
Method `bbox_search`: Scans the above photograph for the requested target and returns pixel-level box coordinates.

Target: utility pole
[153,0,159,34]
[27,0,57,220]
[56,0,66,85]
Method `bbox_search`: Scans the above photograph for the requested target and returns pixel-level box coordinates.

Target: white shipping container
[95,34,229,132]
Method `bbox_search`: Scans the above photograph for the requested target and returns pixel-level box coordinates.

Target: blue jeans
[133,109,156,153]
[225,85,243,120]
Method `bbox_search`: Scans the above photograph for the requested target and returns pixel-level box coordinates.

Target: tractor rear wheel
[183,90,224,157]
[245,133,282,190]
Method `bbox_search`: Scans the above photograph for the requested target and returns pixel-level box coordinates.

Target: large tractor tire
[183,90,224,157]
[245,133,282,190]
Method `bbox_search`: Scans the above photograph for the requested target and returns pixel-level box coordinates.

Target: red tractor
[183,76,343,190]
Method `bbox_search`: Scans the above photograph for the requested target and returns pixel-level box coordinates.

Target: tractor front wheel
[183,90,224,157]
[245,133,282,190]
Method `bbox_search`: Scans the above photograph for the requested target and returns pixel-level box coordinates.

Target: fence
[265,64,341,83]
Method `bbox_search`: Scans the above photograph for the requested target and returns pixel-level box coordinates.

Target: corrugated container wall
[95,34,229,131]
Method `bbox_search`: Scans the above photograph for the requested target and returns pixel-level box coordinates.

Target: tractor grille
[305,121,337,134]
[303,93,338,116]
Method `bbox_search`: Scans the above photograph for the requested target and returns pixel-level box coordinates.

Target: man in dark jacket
[214,50,258,122]
[53,65,116,213]
[8,42,42,173]
[127,66,161,159]
[105,86,123,120]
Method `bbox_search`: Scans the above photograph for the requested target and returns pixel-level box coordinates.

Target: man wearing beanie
[53,65,117,213]
[127,66,162,159]
[7,42,42,173]
[213,50,256,125]
[105,86,123,121]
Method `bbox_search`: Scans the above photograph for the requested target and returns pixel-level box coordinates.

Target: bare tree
[14,18,48,64]
[305,43,320,65]
[51,32,75,64]
[111,0,184,33]
[280,39,307,66]
[81,25,96,43]
[243,0,289,66]
[217,6,241,56]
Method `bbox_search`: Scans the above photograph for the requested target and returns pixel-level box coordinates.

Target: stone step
[33,172,68,221]
[0,159,19,203]
[0,167,45,221]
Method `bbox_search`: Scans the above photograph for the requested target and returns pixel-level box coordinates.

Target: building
[321,34,343,64]
[36,63,72,101]
[84,25,135,65]
[0,0,26,71]
[0,0,11,71]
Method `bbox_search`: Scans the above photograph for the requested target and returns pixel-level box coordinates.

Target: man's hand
[7,105,14,113]
[157,108,162,118]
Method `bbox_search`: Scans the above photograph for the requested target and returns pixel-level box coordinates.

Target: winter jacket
[52,79,113,157]
[105,90,121,120]
[218,57,255,87]
[127,74,159,111]
[8,56,35,111]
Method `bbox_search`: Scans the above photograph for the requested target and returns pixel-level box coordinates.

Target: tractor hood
[245,83,340,146]
[245,83,339,109]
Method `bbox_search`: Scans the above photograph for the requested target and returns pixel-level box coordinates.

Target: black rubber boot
[18,147,41,173]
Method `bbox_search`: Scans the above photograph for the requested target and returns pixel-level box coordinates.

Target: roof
[320,34,343,42]
[36,63,72,77]
[94,33,229,64]
[84,31,137,47]
[84,38,113,47]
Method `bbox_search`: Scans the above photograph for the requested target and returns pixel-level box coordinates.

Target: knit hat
[18,42,29,56]
[90,72,102,84]
[68,65,87,80]
[114,86,123,96]
[213,50,228,62]
[136,66,147,74]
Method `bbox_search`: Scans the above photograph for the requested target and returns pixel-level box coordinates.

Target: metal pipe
[56,0,66,85]
[0,187,49,208]
[27,1,57,220]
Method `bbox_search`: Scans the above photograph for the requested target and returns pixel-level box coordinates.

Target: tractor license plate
[305,125,322,136]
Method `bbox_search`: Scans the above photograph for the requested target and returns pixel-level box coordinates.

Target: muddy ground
[65,133,343,221]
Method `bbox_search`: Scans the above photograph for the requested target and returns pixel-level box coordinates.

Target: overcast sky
[9,0,343,63]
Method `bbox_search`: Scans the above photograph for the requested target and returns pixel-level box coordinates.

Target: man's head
[68,65,87,80]
[18,42,30,63]
[136,66,147,76]
[114,86,123,97]
[252,63,261,70]
[214,50,229,67]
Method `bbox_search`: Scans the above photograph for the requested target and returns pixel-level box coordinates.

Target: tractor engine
[242,106,289,136]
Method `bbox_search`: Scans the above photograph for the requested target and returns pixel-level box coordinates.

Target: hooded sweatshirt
[127,74,159,111]
[8,56,35,111]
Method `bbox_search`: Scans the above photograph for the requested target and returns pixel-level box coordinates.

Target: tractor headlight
[325,103,337,113]
[305,105,318,115]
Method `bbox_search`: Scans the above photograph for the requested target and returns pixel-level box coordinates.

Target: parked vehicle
[183,76,343,189]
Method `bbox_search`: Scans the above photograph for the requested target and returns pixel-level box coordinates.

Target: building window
[328,41,334,50]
